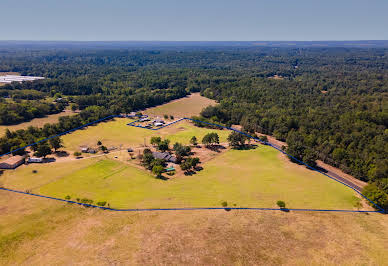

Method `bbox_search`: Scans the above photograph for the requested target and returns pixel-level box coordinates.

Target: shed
[0,155,25,169]
[28,157,43,163]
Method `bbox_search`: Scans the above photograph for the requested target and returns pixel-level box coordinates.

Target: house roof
[1,155,24,165]
[152,152,177,162]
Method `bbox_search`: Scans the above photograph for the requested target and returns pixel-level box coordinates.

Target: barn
[0,155,25,169]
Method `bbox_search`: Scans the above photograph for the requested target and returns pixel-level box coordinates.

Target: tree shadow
[280,208,290,213]
[55,151,69,157]
[156,175,169,181]
[232,144,258,150]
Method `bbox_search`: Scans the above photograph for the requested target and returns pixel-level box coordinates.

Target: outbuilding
[0,155,25,169]
[28,157,43,163]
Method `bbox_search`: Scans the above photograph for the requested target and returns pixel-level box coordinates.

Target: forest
[0,45,387,210]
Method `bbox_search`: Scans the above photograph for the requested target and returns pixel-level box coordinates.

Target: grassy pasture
[1,144,359,210]
[143,93,216,117]
[61,118,229,153]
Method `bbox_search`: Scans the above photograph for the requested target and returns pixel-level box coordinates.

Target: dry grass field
[143,93,217,117]
[1,190,388,265]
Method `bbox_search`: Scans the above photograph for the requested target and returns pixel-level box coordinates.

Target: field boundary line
[0,115,385,213]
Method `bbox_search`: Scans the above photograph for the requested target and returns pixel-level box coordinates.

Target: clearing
[0,109,77,136]
[143,93,216,117]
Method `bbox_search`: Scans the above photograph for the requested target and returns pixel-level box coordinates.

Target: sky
[1,0,387,41]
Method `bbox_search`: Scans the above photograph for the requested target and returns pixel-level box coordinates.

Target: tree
[202,132,219,147]
[97,140,102,146]
[150,136,161,146]
[71,104,78,111]
[362,184,388,212]
[100,145,107,153]
[227,131,247,148]
[49,136,63,152]
[152,165,164,178]
[164,114,169,119]
[190,136,198,146]
[173,142,191,158]
[180,157,200,173]
[35,141,52,158]
[157,139,170,152]
[277,200,286,209]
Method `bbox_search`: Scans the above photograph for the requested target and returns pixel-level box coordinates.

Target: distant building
[154,122,164,127]
[139,117,150,122]
[128,112,137,118]
[0,155,25,169]
[152,152,177,163]
[152,118,164,124]
[81,147,89,153]
[28,157,43,163]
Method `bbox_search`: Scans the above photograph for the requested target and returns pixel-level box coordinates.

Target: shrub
[164,114,169,119]
[170,115,174,120]
[74,151,81,157]
[32,170,38,174]
[97,140,102,146]
[97,201,107,206]
[221,201,228,207]
[65,195,71,200]
[277,200,286,208]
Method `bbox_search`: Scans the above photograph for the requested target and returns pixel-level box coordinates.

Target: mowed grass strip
[36,146,358,210]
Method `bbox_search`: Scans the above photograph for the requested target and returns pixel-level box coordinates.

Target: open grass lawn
[1,190,388,265]
[61,118,229,153]
[0,109,77,136]
[143,93,217,117]
[3,143,360,210]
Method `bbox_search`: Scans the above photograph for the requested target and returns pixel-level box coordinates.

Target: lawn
[23,145,359,210]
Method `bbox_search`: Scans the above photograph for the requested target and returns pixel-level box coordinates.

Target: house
[152,152,177,163]
[0,155,25,169]
[81,147,89,153]
[28,157,43,163]
[154,122,164,127]
[139,117,150,122]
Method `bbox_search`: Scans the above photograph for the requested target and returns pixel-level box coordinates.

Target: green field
[3,142,359,210]
[61,118,230,152]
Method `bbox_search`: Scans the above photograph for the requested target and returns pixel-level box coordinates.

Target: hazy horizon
[1,0,387,41]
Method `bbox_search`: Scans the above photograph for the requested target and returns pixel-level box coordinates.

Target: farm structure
[0,75,45,84]
[0,155,25,169]
[152,152,177,163]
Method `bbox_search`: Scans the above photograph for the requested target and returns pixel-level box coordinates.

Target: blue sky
[1,0,387,41]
